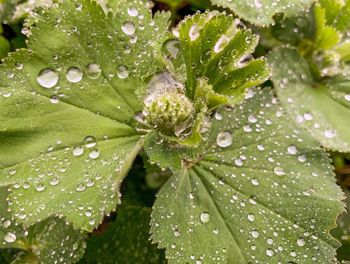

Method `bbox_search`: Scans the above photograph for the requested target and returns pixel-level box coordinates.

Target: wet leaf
[269,47,350,152]
[0,188,86,264]
[211,0,313,26]
[0,0,170,231]
[169,11,269,103]
[151,88,343,263]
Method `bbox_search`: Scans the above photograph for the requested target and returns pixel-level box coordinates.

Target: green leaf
[79,204,166,264]
[314,4,341,51]
[151,88,343,263]
[0,35,10,59]
[0,0,170,231]
[269,47,350,152]
[0,188,86,264]
[174,11,268,102]
[210,0,313,26]
[332,188,350,262]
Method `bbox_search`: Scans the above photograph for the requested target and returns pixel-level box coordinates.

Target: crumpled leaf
[0,188,86,264]
[79,205,166,264]
[0,0,170,231]
[151,88,344,263]
[269,47,350,152]
[210,0,314,26]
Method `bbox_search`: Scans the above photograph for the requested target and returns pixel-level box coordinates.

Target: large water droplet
[344,94,350,102]
[216,131,233,148]
[89,150,100,159]
[297,238,306,247]
[84,136,97,148]
[121,21,136,35]
[127,7,138,17]
[200,212,210,224]
[66,67,83,83]
[35,183,45,192]
[251,229,260,238]
[247,214,255,222]
[117,65,129,79]
[324,129,336,139]
[37,69,59,88]
[274,166,285,176]
[214,35,230,53]
[287,145,298,155]
[73,146,84,157]
[189,24,200,41]
[86,63,102,79]
[4,232,16,243]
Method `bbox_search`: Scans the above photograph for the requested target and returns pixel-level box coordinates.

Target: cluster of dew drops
[19,5,146,101]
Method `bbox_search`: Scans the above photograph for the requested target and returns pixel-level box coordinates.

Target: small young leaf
[151,88,343,263]
[210,0,314,26]
[269,47,350,152]
[175,11,268,102]
[79,205,166,264]
[0,0,170,231]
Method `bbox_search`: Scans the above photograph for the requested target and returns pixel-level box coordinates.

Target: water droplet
[287,145,297,155]
[127,7,138,17]
[164,39,181,59]
[36,183,45,192]
[37,68,59,88]
[72,146,84,157]
[251,229,260,238]
[251,178,259,186]
[76,183,86,192]
[4,232,16,243]
[89,150,100,159]
[216,131,233,148]
[50,96,59,104]
[324,129,336,139]
[84,136,97,148]
[86,63,102,79]
[49,177,60,186]
[200,212,210,224]
[66,67,83,83]
[254,0,263,8]
[297,238,306,247]
[189,24,200,41]
[117,65,129,79]
[247,214,255,222]
[274,166,285,176]
[214,35,230,53]
[266,249,274,257]
[121,21,136,35]
[215,111,223,120]
[343,93,350,102]
[248,114,257,123]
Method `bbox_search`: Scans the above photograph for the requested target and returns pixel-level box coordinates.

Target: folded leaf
[151,88,343,263]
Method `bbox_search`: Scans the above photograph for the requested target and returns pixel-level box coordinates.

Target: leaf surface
[269,47,350,152]
[210,0,313,26]
[0,0,169,230]
[151,88,344,263]
[0,188,86,264]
